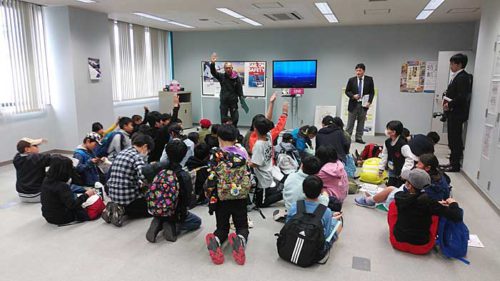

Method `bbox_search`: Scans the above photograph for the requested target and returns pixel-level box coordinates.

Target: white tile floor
[0,136,499,281]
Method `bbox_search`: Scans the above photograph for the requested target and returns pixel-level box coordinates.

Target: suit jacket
[345,75,375,112]
[445,70,472,121]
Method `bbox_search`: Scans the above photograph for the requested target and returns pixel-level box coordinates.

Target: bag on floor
[436,209,470,264]
[276,200,327,267]
[82,195,106,220]
[146,170,180,216]
[348,179,360,194]
[344,154,357,178]
[359,157,387,184]
[360,143,382,160]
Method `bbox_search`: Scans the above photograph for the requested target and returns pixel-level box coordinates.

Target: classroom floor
[1,136,499,281]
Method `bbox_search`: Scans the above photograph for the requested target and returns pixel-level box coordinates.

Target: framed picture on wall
[88,58,101,81]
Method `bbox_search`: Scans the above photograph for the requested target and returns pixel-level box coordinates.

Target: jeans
[178,212,202,233]
[346,103,368,140]
[220,103,239,127]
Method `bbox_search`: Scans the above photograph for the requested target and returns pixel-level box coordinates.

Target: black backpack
[276,200,327,267]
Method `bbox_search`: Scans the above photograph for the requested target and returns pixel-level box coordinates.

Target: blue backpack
[436,209,470,264]
[95,131,124,157]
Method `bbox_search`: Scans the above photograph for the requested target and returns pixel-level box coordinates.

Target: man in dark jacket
[13,137,52,203]
[345,63,375,144]
[210,53,244,127]
[442,53,473,172]
[392,169,463,245]
[316,116,349,163]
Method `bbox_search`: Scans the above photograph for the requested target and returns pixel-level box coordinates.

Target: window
[110,21,170,101]
[0,0,50,114]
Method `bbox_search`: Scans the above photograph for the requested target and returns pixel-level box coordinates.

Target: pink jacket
[317,161,349,202]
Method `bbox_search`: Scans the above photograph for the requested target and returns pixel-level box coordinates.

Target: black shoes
[443,166,461,173]
[146,217,163,243]
[355,139,366,144]
[162,221,177,242]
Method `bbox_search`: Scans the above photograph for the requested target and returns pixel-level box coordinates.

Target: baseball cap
[406,169,431,190]
[17,138,46,153]
[85,132,102,145]
[199,118,212,128]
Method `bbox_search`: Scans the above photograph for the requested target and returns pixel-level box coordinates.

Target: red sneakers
[228,233,246,265]
[205,233,224,265]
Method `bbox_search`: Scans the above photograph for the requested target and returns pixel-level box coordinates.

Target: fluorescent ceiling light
[240,17,262,26]
[315,2,333,15]
[167,21,195,29]
[133,12,167,22]
[76,0,96,3]
[416,9,434,20]
[315,2,338,23]
[324,14,338,23]
[216,8,244,19]
[216,8,262,26]
[423,0,445,11]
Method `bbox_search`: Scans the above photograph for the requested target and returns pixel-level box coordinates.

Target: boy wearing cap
[391,169,463,246]
[13,138,51,203]
[74,132,104,187]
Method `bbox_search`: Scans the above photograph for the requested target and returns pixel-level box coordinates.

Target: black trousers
[124,197,151,218]
[254,186,283,208]
[220,103,239,127]
[447,116,465,169]
[214,199,248,244]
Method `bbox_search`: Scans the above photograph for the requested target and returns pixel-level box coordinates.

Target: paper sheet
[468,234,484,248]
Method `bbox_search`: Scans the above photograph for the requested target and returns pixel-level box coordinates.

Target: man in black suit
[442,53,473,172]
[345,63,375,144]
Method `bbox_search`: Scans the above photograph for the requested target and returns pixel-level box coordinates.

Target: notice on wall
[482,124,494,159]
[340,88,378,136]
[488,80,500,114]
[88,58,101,81]
[400,60,437,93]
[314,106,337,130]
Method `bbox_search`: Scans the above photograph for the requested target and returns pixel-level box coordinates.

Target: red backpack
[360,143,382,160]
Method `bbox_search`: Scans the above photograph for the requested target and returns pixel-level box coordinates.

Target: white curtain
[110,20,169,101]
[0,0,50,114]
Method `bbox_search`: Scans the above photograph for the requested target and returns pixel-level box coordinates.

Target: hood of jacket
[394,190,422,211]
[185,156,206,170]
[318,124,341,135]
[321,161,346,178]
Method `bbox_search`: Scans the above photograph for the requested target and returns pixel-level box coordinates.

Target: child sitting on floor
[316,146,349,211]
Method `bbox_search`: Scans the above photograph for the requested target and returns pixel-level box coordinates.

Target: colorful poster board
[400,61,437,93]
[340,88,378,136]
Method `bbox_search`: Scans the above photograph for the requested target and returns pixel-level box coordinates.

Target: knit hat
[409,134,435,156]
[199,118,212,129]
[405,169,431,190]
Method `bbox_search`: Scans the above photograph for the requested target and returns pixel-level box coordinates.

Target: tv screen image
[272,60,317,88]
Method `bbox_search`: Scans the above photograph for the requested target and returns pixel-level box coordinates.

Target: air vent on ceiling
[447,8,480,14]
[263,12,302,21]
[364,8,391,15]
[253,2,283,9]
[368,0,387,2]
[214,20,240,26]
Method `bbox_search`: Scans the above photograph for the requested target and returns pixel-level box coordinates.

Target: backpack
[276,200,327,267]
[95,131,124,157]
[184,166,208,209]
[344,154,357,178]
[276,152,300,175]
[359,157,388,184]
[146,170,180,217]
[360,143,382,160]
[436,209,470,264]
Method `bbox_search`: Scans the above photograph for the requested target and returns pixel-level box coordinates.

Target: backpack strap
[297,200,306,215]
[312,203,327,223]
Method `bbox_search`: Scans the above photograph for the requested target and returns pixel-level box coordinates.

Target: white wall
[172,23,476,132]
[462,0,500,207]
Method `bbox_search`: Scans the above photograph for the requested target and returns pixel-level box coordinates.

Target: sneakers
[162,221,177,242]
[111,204,126,227]
[146,217,163,243]
[354,197,376,208]
[205,233,224,265]
[228,233,246,265]
[101,202,115,223]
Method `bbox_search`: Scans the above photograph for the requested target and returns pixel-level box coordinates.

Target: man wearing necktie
[345,63,375,144]
[441,53,473,172]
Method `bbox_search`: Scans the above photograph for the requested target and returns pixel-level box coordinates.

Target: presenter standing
[210,52,245,127]
[345,63,375,144]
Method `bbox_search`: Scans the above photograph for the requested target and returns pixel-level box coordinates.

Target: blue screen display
[273,60,317,88]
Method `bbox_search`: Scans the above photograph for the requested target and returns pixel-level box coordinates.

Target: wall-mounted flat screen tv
[272,60,317,88]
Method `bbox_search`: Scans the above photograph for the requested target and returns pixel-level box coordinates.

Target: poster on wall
[488,80,500,114]
[400,60,437,93]
[481,124,494,159]
[494,40,500,77]
[88,58,101,81]
[314,106,337,130]
[340,88,378,136]
[201,61,266,98]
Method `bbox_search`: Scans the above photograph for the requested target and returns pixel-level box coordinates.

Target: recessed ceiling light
[133,13,194,28]
[216,8,263,26]
[133,12,167,22]
[416,9,434,20]
[76,0,97,3]
[199,18,209,21]
[314,2,338,23]
[423,0,445,10]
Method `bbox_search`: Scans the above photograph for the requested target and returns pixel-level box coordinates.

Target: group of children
[12,93,465,266]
